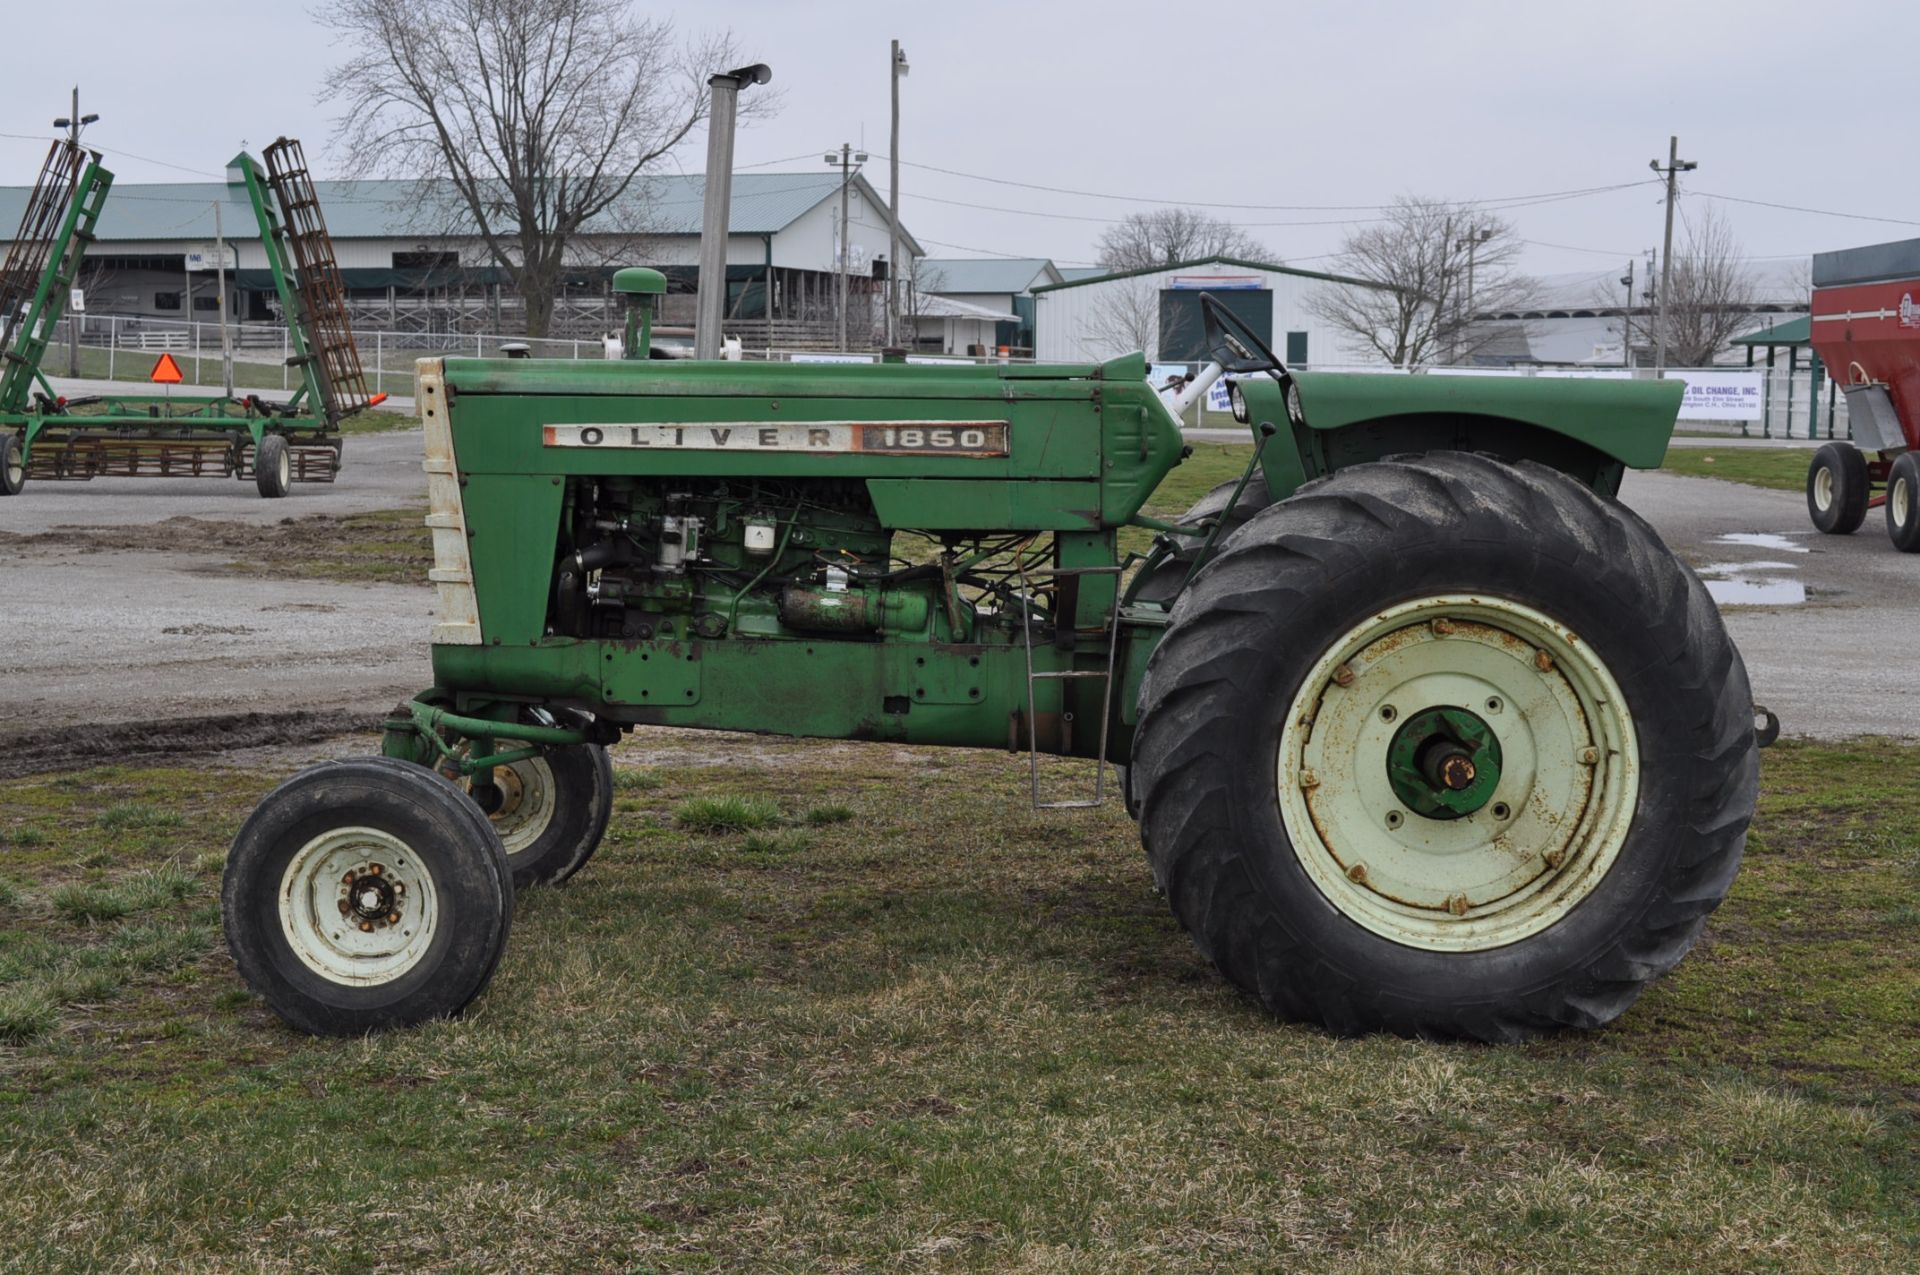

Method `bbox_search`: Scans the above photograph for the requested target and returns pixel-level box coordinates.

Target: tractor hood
[1284,370,1683,469]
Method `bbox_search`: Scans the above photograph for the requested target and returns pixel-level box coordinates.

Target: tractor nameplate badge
[543,422,1009,456]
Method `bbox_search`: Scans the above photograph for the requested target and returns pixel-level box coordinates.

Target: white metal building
[1031,256,1388,368]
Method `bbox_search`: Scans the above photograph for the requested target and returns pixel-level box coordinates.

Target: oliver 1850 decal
[543,421,1009,456]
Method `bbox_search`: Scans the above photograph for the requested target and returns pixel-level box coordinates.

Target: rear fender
[1238,371,1683,500]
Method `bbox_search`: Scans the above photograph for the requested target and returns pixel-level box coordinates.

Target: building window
[154,291,181,311]
[193,295,221,312]
[1286,331,1308,364]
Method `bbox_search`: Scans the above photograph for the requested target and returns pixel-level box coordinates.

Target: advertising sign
[1665,371,1763,421]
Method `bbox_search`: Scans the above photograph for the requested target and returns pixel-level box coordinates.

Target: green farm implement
[0,137,377,499]
[226,294,1761,1040]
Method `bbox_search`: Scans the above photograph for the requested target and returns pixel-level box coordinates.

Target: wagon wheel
[1131,453,1757,1040]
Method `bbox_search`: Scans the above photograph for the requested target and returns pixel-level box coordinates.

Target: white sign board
[789,352,877,365]
[185,244,237,271]
[69,288,84,313]
[1666,371,1763,421]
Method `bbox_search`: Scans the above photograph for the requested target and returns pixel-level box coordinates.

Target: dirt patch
[0,508,430,584]
[0,709,384,779]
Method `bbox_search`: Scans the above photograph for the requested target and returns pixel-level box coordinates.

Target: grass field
[1661,447,1815,492]
[0,736,1915,1271]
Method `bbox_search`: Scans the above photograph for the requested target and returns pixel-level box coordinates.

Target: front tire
[1132,453,1756,1040]
[223,757,514,1035]
[1806,442,1867,535]
[1886,453,1920,552]
[464,743,614,889]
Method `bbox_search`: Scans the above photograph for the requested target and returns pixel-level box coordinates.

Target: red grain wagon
[1806,237,1920,550]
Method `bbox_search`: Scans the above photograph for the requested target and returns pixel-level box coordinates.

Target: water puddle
[1703,577,1807,606]
[1710,532,1810,554]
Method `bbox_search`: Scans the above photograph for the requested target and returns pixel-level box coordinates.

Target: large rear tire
[1806,442,1867,535]
[223,757,514,1035]
[1132,453,1756,1040]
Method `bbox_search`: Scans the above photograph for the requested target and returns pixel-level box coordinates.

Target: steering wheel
[1199,291,1289,378]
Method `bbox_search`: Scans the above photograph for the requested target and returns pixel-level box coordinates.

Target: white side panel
[415,358,481,646]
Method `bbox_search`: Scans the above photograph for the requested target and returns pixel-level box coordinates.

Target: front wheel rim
[1813,465,1834,512]
[278,826,441,984]
[470,756,559,858]
[1895,477,1911,528]
[1276,594,1640,952]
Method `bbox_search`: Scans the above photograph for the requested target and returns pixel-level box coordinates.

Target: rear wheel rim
[1895,476,1911,528]
[276,447,291,489]
[278,826,441,985]
[1276,594,1639,952]
[1813,465,1834,513]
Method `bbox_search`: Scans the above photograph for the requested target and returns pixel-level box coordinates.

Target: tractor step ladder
[1018,563,1126,810]
[0,141,110,414]
[260,137,371,421]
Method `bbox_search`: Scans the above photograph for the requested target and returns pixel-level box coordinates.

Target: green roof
[1731,316,1810,347]
[1029,254,1383,293]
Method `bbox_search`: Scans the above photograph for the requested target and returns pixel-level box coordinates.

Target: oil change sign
[543,421,1010,455]
[1665,371,1763,421]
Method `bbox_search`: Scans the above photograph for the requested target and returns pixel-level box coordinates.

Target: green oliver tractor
[224,295,1759,1040]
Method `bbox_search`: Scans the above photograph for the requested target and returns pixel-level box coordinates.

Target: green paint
[389,347,1689,769]
[1385,706,1504,819]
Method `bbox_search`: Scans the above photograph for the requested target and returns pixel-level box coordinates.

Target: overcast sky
[5,0,1916,282]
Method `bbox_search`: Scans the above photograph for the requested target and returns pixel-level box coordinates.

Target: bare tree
[1650,205,1762,367]
[1096,209,1268,271]
[318,0,770,337]
[1307,196,1536,366]
[1079,277,1161,360]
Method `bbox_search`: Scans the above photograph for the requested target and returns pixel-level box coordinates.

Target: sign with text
[185,244,237,272]
[1666,371,1763,421]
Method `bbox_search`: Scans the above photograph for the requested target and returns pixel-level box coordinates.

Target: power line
[1691,189,1920,229]
[878,152,1658,213]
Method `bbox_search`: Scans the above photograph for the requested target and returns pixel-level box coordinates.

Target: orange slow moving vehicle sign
[149,352,184,384]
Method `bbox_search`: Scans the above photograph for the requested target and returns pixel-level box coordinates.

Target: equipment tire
[464,740,614,889]
[255,434,291,498]
[1886,453,1920,552]
[0,432,24,496]
[223,757,513,1035]
[1806,442,1867,534]
[1132,453,1756,1040]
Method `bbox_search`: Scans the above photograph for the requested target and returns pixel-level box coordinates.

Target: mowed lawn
[1661,446,1817,492]
[0,736,1916,1272]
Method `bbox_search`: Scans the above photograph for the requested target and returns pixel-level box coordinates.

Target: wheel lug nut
[1430,618,1455,636]
[1580,747,1599,765]
[358,921,374,933]
[1535,650,1555,673]
[1544,849,1566,869]
[1300,769,1320,789]
[388,912,400,924]
[1346,862,1368,883]
[1332,663,1356,687]
[1446,893,1470,916]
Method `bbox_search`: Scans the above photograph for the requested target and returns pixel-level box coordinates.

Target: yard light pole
[695,63,773,361]
[1619,259,1635,369]
[825,143,868,351]
[53,87,98,376]
[887,40,908,347]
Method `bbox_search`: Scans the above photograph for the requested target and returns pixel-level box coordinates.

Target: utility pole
[1456,226,1491,364]
[825,142,868,351]
[53,87,98,376]
[886,40,908,347]
[1619,258,1635,369]
[695,64,773,360]
[1649,136,1696,373]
